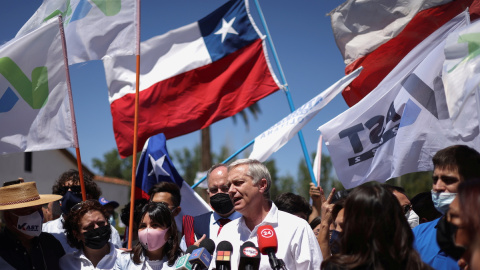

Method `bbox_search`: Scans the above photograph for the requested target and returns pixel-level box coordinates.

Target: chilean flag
[104,0,281,158]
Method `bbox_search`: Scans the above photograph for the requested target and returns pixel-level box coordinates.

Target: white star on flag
[148,154,170,179]
[215,17,238,42]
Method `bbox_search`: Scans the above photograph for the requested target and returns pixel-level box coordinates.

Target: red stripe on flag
[342,0,475,107]
[112,39,279,157]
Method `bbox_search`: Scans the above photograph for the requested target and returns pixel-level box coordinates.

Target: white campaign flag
[318,12,479,189]
[443,18,480,123]
[17,0,136,65]
[0,18,76,154]
[248,67,362,162]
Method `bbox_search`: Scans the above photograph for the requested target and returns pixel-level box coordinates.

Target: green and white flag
[0,18,76,154]
[443,19,480,124]
[16,0,137,65]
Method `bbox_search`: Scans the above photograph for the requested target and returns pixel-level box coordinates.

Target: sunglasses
[59,185,82,194]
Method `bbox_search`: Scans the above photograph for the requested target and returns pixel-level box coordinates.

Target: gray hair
[228,159,271,198]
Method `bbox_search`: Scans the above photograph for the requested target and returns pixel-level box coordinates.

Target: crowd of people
[0,144,479,269]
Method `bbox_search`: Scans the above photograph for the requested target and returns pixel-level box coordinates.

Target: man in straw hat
[0,180,65,270]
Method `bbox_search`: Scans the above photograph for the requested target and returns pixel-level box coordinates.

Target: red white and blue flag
[104,0,280,157]
[136,133,211,228]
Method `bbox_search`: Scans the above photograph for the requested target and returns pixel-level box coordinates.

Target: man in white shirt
[214,159,322,270]
[183,164,241,247]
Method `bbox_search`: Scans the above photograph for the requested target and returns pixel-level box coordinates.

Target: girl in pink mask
[115,202,182,269]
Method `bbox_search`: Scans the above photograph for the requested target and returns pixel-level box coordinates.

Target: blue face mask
[431,190,456,215]
[60,191,82,214]
[329,230,341,254]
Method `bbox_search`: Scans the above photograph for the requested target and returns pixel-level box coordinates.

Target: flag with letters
[136,133,211,230]
[318,12,480,189]
[0,18,75,154]
[16,0,136,65]
[104,0,280,158]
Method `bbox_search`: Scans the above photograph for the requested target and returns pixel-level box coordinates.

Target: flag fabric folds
[331,0,476,107]
[135,133,211,230]
[318,13,479,189]
[16,0,136,65]
[104,0,280,158]
[0,18,76,154]
[248,67,362,162]
[442,19,480,123]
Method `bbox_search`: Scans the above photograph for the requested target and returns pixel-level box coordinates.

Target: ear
[257,178,268,193]
[172,206,182,217]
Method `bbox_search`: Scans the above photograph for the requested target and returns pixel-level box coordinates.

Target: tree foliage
[92,149,133,180]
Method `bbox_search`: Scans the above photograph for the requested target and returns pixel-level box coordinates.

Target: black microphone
[238,241,261,270]
[188,238,216,270]
[257,225,286,270]
[215,240,233,270]
[175,245,198,270]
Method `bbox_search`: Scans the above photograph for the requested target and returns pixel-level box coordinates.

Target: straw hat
[0,182,62,210]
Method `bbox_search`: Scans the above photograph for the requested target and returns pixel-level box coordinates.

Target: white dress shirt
[212,203,322,270]
[59,242,118,269]
[42,216,123,254]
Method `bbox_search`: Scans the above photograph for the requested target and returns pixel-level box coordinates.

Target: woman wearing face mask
[60,200,117,269]
[115,202,182,269]
[321,184,432,270]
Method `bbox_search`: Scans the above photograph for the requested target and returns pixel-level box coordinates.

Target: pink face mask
[138,227,169,251]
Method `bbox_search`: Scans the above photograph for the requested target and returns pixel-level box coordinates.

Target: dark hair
[120,198,149,227]
[332,198,345,223]
[131,202,182,266]
[147,182,181,207]
[310,216,321,230]
[432,145,480,181]
[385,184,406,196]
[458,178,480,240]
[411,192,441,223]
[52,169,102,200]
[63,200,109,250]
[274,192,312,219]
[321,184,429,270]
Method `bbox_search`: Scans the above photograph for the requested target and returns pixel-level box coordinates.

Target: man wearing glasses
[386,185,419,229]
[183,164,241,247]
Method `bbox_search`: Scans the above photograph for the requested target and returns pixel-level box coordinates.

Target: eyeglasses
[208,185,230,194]
[403,204,412,214]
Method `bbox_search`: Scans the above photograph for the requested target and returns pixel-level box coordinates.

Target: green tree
[172,144,201,186]
[92,149,133,180]
[386,171,433,198]
[297,153,343,199]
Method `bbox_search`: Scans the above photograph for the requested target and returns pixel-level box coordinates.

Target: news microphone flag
[257,225,278,255]
[174,245,197,270]
[104,0,280,157]
[215,241,233,270]
[136,133,211,231]
[188,248,212,269]
[238,241,261,270]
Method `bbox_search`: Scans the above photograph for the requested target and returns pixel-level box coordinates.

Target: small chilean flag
[104,0,280,158]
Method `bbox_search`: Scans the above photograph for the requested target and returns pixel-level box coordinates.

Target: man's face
[432,166,462,193]
[392,190,411,214]
[228,164,266,216]
[207,166,230,199]
[4,205,42,238]
[151,192,181,217]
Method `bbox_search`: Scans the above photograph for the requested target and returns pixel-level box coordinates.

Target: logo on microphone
[260,228,274,238]
[243,247,259,257]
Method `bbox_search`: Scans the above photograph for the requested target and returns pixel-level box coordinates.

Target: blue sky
[0,0,348,184]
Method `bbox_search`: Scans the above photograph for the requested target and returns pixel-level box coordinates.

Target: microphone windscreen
[217,241,233,252]
[199,238,216,254]
[257,225,278,255]
[239,241,261,270]
[216,241,233,268]
[186,245,198,254]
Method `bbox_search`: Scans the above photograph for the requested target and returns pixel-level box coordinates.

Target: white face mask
[405,209,420,229]
[431,190,457,215]
[14,210,43,237]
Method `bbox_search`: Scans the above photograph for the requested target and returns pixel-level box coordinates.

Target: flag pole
[191,139,255,189]
[58,16,87,201]
[315,135,323,186]
[128,0,141,250]
[252,0,317,185]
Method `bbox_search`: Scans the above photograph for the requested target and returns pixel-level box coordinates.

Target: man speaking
[213,159,322,269]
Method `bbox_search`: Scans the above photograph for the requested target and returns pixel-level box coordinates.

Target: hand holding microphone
[257,225,286,270]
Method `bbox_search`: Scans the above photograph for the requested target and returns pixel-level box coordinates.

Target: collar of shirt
[75,242,117,263]
[238,202,279,238]
[212,211,242,225]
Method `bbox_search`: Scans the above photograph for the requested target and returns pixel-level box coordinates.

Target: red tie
[217,218,231,235]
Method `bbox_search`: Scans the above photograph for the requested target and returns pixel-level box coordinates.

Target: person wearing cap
[99,197,120,227]
[0,181,65,270]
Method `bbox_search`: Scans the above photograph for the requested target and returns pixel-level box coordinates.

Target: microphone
[238,241,260,270]
[257,225,286,270]
[174,245,197,270]
[188,238,216,270]
[215,241,233,270]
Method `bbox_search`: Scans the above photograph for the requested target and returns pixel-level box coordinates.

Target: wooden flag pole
[128,0,141,250]
[58,15,87,201]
